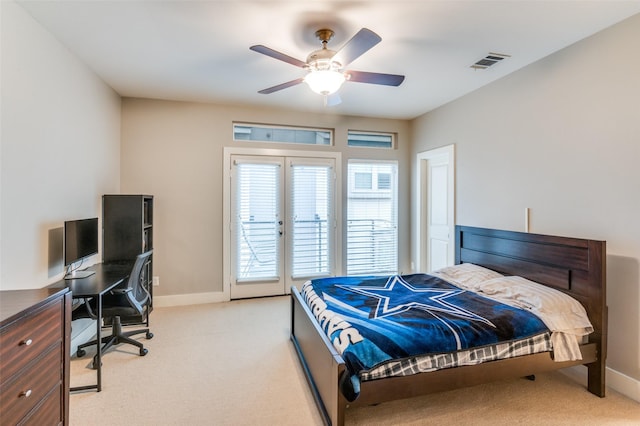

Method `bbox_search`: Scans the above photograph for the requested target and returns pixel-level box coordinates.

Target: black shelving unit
[102,194,154,324]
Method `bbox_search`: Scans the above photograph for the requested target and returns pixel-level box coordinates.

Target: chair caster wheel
[77,348,86,358]
[140,348,148,356]
[146,332,154,339]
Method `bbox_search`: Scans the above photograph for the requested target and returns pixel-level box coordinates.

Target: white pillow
[478,275,593,333]
[431,263,504,291]
[477,275,594,361]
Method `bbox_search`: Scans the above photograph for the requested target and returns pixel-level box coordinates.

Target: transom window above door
[347,131,395,149]
[233,123,333,146]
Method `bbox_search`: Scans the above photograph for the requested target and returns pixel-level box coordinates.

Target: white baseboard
[607,367,640,402]
[153,291,229,307]
[561,365,640,402]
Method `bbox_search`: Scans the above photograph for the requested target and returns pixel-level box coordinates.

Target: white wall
[411,13,640,394]
[120,98,411,299]
[0,1,121,290]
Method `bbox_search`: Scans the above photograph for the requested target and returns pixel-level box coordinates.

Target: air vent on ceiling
[470,52,511,70]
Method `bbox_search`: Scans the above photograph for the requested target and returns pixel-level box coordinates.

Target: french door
[229,154,336,299]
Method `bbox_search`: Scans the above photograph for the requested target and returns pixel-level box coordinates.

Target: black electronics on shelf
[102,194,154,325]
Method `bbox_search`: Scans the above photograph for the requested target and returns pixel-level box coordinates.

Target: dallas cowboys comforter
[300,273,550,401]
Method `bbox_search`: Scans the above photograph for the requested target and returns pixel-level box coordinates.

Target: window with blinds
[346,161,398,275]
[290,163,333,278]
[233,157,334,282]
[235,161,281,281]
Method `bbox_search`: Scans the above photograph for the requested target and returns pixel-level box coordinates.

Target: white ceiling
[16,1,640,120]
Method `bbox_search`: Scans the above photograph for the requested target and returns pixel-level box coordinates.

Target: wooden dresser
[0,287,71,426]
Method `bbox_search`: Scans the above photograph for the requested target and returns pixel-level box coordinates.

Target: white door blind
[290,162,333,278]
[235,161,281,280]
[346,161,398,275]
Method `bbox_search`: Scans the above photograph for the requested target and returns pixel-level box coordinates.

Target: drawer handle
[20,339,33,346]
[20,389,32,398]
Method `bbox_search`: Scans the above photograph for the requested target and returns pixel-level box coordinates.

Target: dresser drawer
[0,299,62,383]
[19,383,63,426]
[0,344,62,425]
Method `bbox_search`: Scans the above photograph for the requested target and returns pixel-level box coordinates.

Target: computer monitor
[64,217,98,279]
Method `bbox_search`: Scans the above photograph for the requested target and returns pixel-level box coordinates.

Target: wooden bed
[290,225,607,426]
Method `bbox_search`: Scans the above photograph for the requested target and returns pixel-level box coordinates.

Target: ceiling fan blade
[347,70,405,86]
[333,28,382,67]
[250,45,307,68]
[258,78,305,94]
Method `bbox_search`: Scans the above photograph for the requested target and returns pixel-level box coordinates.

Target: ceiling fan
[250,28,405,104]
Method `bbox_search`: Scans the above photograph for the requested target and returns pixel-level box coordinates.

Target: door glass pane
[235,162,280,280]
[291,164,332,278]
[347,161,398,275]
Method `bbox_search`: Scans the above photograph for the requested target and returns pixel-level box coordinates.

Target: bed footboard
[291,286,346,426]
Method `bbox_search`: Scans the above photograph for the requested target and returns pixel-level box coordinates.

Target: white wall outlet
[153,276,160,287]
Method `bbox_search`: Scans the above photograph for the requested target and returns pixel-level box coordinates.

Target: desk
[51,262,132,392]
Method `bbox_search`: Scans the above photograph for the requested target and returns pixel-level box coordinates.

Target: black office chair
[75,250,154,367]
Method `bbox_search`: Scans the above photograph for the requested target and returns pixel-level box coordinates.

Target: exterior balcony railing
[238,218,396,279]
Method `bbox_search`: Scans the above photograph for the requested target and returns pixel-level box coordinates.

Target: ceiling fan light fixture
[304,69,346,95]
[252,27,404,98]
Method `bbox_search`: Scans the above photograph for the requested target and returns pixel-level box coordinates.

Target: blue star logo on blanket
[338,275,495,328]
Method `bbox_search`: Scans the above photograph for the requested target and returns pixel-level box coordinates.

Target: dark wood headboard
[455,225,607,366]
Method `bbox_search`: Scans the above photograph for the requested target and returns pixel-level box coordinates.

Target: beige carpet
[69,296,639,425]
